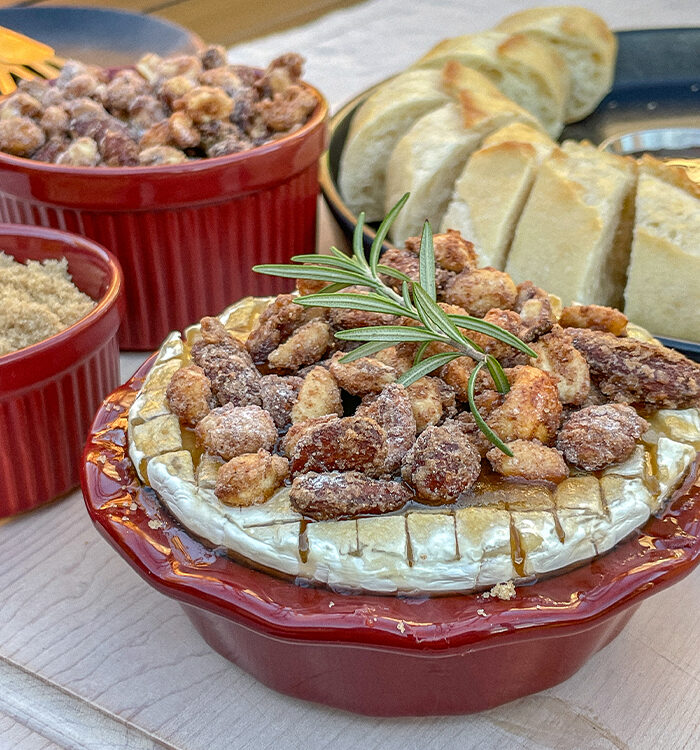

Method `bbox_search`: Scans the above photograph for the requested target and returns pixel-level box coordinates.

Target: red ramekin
[0,224,123,517]
[0,83,328,350]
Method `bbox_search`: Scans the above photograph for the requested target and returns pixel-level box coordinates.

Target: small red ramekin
[0,83,328,350]
[0,224,123,517]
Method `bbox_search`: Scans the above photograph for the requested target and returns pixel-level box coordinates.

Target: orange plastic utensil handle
[0,25,54,64]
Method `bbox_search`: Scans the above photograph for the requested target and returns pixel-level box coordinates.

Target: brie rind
[128,299,700,595]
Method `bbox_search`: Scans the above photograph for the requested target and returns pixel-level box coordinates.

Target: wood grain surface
[0,0,365,46]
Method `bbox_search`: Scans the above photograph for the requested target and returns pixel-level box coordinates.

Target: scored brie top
[128,297,700,595]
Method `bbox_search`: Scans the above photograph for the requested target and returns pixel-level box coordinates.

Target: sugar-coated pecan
[557,404,649,471]
[401,422,481,503]
[246,294,306,362]
[290,471,411,520]
[0,117,45,157]
[267,318,331,371]
[356,383,416,473]
[405,228,478,273]
[259,374,303,429]
[515,281,557,341]
[568,328,700,409]
[329,351,396,396]
[406,376,456,432]
[290,416,388,477]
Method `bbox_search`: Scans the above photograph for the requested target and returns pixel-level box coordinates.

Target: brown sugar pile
[0,252,95,355]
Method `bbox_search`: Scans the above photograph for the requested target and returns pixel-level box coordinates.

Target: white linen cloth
[227,0,700,112]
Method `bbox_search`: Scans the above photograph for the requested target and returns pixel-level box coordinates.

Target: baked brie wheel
[128,265,700,596]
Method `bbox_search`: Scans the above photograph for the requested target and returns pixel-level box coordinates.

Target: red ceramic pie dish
[0,83,328,350]
[82,356,700,717]
[1,224,123,517]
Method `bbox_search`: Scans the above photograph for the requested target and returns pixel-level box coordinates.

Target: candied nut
[487,439,569,483]
[515,281,556,340]
[139,145,188,165]
[295,277,329,296]
[62,73,102,100]
[329,351,396,396]
[567,328,700,409]
[451,413,494,457]
[214,450,289,506]
[258,53,304,95]
[195,404,276,460]
[401,422,481,503]
[282,415,338,457]
[290,366,343,423]
[406,376,456,432]
[246,294,306,361]
[445,267,518,318]
[32,136,69,163]
[356,383,416,473]
[378,248,454,297]
[267,318,331,371]
[0,92,43,119]
[487,365,562,445]
[259,374,303,429]
[102,70,149,112]
[39,106,69,136]
[200,45,228,70]
[166,364,214,426]
[557,404,649,471]
[290,471,411,520]
[139,120,171,149]
[128,95,168,134]
[290,416,388,477]
[405,228,478,273]
[0,117,45,157]
[374,344,415,375]
[469,308,529,367]
[65,97,107,121]
[56,137,99,166]
[174,85,234,124]
[256,84,317,131]
[559,304,628,336]
[327,286,397,330]
[168,110,200,149]
[158,75,196,108]
[529,326,590,406]
[99,129,139,167]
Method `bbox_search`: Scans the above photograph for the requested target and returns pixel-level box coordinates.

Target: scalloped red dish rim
[82,355,700,652]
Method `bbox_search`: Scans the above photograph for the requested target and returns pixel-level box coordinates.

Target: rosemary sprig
[254,194,537,454]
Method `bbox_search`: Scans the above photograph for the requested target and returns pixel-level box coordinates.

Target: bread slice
[624,156,700,341]
[504,141,636,308]
[385,64,542,247]
[338,69,450,222]
[495,6,617,122]
[440,123,555,269]
[412,30,569,137]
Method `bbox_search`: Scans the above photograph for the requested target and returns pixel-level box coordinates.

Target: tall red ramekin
[0,224,123,517]
[0,83,328,350]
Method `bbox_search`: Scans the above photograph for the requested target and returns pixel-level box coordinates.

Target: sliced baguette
[440,122,555,269]
[338,69,450,222]
[495,6,617,122]
[385,64,542,247]
[504,141,636,307]
[412,30,569,137]
[624,156,700,341]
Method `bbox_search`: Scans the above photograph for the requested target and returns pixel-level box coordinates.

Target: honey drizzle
[509,516,526,578]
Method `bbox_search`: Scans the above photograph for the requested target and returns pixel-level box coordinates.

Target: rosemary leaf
[335,326,446,343]
[401,280,413,310]
[448,314,537,357]
[338,340,397,363]
[253,264,368,287]
[369,192,409,274]
[468,362,512,456]
[419,221,436,301]
[376,264,415,285]
[353,211,370,269]
[398,351,464,387]
[485,354,510,394]
[413,284,468,348]
[294,292,409,317]
[290,254,359,270]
